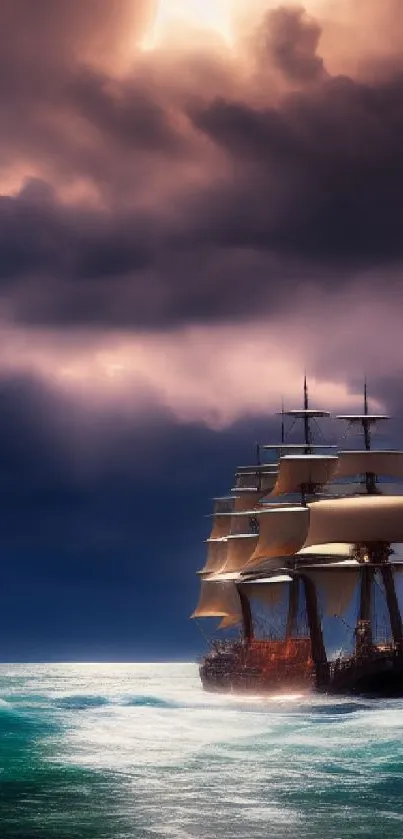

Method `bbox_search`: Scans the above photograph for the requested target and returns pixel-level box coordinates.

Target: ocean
[0,663,402,839]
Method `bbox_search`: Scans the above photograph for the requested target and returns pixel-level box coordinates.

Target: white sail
[272,455,338,497]
[229,511,261,536]
[241,576,290,608]
[297,542,355,558]
[199,537,228,576]
[335,451,403,480]
[305,496,403,547]
[234,492,264,512]
[233,466,278,493]
[302,566,359,617]
[247,506,310,568]
[218,614,241,629]
[191,578,242,619]
[223,534,259,573]
[213,497,236,515]
[209,514,233,540]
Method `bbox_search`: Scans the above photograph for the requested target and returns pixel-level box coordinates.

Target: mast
[285,577,299,639]
[356,542,403,656]
[238,587,254,642]
[363,379,377,494]
[281,397,285,446]
[363,379,371,451]
[380,560,403,652]
[356,558,373,657]
[337,382,394,653]
[336,379,389,495]
[303,375,311,454]
[300,573,329,687]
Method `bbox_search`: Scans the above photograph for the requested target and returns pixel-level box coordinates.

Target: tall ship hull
[199,641,403,698]
[191,381,403,697]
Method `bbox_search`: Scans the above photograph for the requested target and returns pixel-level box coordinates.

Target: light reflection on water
[0,663,403,838]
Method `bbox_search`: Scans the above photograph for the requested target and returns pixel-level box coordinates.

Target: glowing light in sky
[142,0,233,49]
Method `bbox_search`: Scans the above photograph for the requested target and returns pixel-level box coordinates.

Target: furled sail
[271,455,338,497]
[305,496,403,547]
[246,506,310,568]
[191,579,242,619]
[297,542,355,558]
[199,537,228,576]
[334,451,403,480]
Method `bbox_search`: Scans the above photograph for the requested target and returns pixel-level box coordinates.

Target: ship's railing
[200,637,314,671]
[328,643,397,679]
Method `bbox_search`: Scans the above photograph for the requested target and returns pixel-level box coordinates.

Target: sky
[0,0,402,660]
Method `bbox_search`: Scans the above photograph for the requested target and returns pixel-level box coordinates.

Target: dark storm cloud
[66,66,183,155]
[256,5,326,82]
[190,72,403,264]
[0,1,403,329]
[0,181,154,283]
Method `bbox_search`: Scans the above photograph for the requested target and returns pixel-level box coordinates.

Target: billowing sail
[209,514,233,540]
[302,565,359,617]
[191,579,242,619]
[230,511,262,536]
[218,614,241,630]
[335,451,403,480]
[271,455,338,497]
[234,493,265,512]
[305,496,403,547]
[223,534,259,573]
[208,498,236,539]
[199,537,228,576]
[240,576,291,608]
[213,497,236,515]
[247,506,310,568]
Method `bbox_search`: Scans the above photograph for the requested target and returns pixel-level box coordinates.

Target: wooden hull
[200,641,403,697]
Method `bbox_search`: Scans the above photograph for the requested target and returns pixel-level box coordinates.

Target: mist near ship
[1,662,403,839]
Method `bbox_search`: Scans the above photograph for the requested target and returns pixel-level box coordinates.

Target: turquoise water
[0,664,403,838]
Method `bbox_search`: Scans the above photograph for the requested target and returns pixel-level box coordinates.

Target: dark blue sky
[0,373,278,660]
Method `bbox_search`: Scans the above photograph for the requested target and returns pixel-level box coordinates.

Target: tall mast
[260,379,333,459]
[285,577,299,640]
[301,574,329,688]
[363,380,376,494]
[336,380,390,495]
[303,375,311,454]
[281,397,285,446]
[363,378,371,451]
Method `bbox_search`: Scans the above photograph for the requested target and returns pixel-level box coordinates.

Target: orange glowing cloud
[0,0,402,430]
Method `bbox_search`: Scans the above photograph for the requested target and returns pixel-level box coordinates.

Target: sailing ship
[191,380,403,696]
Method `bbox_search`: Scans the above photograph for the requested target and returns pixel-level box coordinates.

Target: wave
[121,695,179,709]
[55,695,110,710]
[306,701,373,716]
[52,694,180,710]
